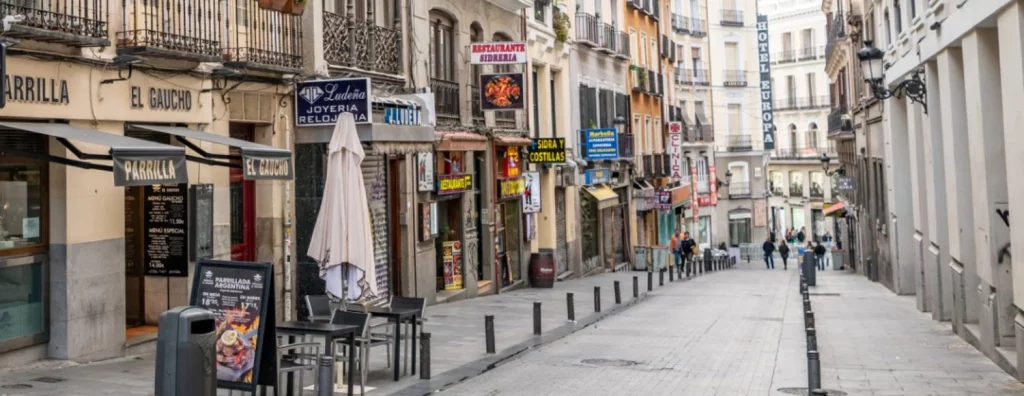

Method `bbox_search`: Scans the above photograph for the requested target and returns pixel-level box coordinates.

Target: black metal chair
[305,295,333,323]
[390,296,426,374]
[330,310,392,394]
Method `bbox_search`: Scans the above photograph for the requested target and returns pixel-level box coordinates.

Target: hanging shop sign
[837,176,856,191]
[113,155,189,187]
[470,41,528,64]
[503,146,522,178]
[697,196,714,207]
[585,168,611,185]
[667,122,684,181]
[295,77,371,126]
[416,152,435,192]
[580,128,619,161]
[190,260,277,392]
[499,177,525,200]
[480,73,525,111]
[442,241,464,290]
[420,202,439,242]
[144,184,189,276]
[757,14,776,150]
[523,171,541,213]
[243,155,292,180]
[528,138,566,163]
[437,174,473,195]
[655,191,671,210]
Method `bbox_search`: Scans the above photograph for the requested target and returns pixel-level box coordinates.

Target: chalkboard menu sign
[190,260,277,391]
[190,184,214,261]
[144,184,189,276]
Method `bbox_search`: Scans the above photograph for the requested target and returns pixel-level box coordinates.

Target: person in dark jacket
[679,232,693,277]
[797,227,806,244]
[762,238,776,269]
[779,241,791,270]
[814,242,827,270]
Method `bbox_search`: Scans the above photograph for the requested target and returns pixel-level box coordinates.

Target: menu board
[124,189,141,275]
[144,184,188,276]
[190,184,214,261]
[190,260,276,391]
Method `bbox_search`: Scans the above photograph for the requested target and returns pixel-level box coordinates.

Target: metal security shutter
[362,154,390,298]
[555,188,568,274]
[0,129,47,153]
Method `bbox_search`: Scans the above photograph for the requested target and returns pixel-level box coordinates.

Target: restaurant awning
[824,201,847,217]
[128,124,293,180]
[695,105,710,125]
[583,184,619,210]
[436,131,487,151]
[0,121,187,186]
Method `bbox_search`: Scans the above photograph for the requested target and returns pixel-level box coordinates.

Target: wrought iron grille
[790,183,805,197]
[729,182,751,198]
[601,22,615,51]
[671,13,687,33]
[575,12,599,46]
[689,18,707,36]
[118,0,221,57]
[225,1,302,70]
[721,9,743,26]
[727,135,752,151]
[676,67,692,85]
[722,70,747,87]
[1,0,108,42]
[615,31,630,58]
[431,78,461,126]
[798,46,823,60]
[694,68,709,86]
[776,50,796,64]
[324,11,402,75]
[470,84,485,126]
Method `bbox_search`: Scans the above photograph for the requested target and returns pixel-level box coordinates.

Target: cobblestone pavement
[442,261,1024,396]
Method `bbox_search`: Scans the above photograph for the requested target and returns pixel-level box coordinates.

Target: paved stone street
[442,260,1024,396]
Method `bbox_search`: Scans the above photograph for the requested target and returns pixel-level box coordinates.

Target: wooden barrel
[528,249,556,288]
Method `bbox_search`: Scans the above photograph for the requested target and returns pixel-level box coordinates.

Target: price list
[144,184,188,276]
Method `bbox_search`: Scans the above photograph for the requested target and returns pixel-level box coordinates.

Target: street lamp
[857,40,928,113]
[820,152,844,177]
[717,169,733,188]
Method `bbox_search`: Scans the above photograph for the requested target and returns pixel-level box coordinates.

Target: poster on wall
[523,171,541,213]
[754,200,768,227]
[190,260,276,391]
[442,241,463,290]
[416,152,435,192]
[144,184,189,276]
[480,73,525,111]
[420,202,439,242]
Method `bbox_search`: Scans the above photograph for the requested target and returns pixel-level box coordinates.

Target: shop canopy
[824,201,847,217]
[584,184,619,210]
[128,124,293,180]
[0,121,187,187]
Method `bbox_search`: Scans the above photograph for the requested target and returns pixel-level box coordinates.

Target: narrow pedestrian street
[441,261,1024,396]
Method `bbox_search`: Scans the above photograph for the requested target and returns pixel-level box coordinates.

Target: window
[550,74,558,137]
[782,32,792,54]
[786,75,796,102]
[894,0,903,34]
[789,124,798,151]
[533,68,540,135]
[909,0,917,20]
[236,0,248,27]
[729,212,752,246]
[727,104,741,135]
[807,123,819,149]
[801,28,813,50]
[725,42,738,69]
[429,13,455,81]
[645,115,653,153]
[640,34,648,67]
[884,9,892,45]
[654,117,662,150]
[534,0,547,22]
[0,154,47,256]
[807,73,816,98]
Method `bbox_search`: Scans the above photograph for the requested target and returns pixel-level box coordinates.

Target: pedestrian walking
[823,232,834,267]
[671,229,682,273]
[814,242,827,271]
[779,241,790,270]
[680,232,692,277]
[762,238,776,269]
[797,227,806,244]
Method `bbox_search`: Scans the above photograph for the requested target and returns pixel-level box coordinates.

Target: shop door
[503,201,523,286]
[613,204,627,265]
[229,124,256,261]
[580,195,601,274]
[555,188,569,274]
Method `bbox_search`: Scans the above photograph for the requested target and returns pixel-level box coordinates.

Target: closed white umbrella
[307,113,378,301]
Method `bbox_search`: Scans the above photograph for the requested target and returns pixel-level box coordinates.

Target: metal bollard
[614,281,622,304]
[317,355,334,395]
[485,315,496,354]
[659,270,664,286]
[805,311,815,329]
[633,276,639,298]
[669,266,675,282]
[420,332,431,380]
[647,271,653,291]
[594,286,601,312]
[807,350,822,390]
[806,327,817,351]
[567,293,575,322]
[533,302,542,336]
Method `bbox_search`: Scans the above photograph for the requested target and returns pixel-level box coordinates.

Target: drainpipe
[283,112,293,321]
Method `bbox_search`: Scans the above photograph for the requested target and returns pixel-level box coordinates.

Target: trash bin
[634,246,650,271]
[528,249,556,288]
[803,251,817,287]
[155,306,217,396]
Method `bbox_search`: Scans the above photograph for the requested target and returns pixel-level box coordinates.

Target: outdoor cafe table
[276,321,359,396]
[360,305,421,381]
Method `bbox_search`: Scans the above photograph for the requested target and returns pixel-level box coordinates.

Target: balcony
[689,18,707,37]
[771,184,785,196]
[614,31,630,59]
[672,13,688,33]
[774,146,826,160]
[828,105,852,134]
[575,13,600,47]
[722,70,747,87]
[694,69,710,86]
[488,0,532,13]
[721,9,743,26]
[776,50,797,64]
[676,67,693,85]
[790,184,805,197]
[431,78,461,127]
[727,135,752,152]
[619,134,635,159]
[1,0,109,46]
[825,11,846,62]
[631,66,650,94]
[224,3,303,72]
[471,84,485,126]
[599,23,617,53]
[728,182,751,198]
[798,46,824,60]
[118,0,221,61]
[324,12,402,75]
[775,96,831,111]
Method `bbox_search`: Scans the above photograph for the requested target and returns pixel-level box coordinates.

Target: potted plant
[553,9,570,43]
[288,0,306,15]
[270,0,289,12]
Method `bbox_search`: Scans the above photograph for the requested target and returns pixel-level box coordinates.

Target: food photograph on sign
[480,73,525,111]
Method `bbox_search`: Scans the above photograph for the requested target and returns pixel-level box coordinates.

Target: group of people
[670,230,699,277]
[761,230,834,271]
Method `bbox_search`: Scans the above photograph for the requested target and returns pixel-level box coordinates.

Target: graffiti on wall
[997,206,1011,264]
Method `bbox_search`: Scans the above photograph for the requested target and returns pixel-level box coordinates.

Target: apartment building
[708,0,771,247]
[761,0,839,244]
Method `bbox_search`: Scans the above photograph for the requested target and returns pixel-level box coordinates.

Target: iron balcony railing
[615,31,630,58]
[722,70,747,87]
[619,134,635,159]
[828,104,849,133]
[689,18,707,36]
[729,182,751,198]
[774,146,827,159]
[117,0,221,61]
[721,9,743,26]
[224,2,303,71]
[1,0,109,46]
[694,68,709,86]
[775,95,831,111]
[771,184,785,196]
[676,67,693,85]
[826,11,846,62]
[431,78,461,126]
[799,46,824,60]
[790,184,805,197]
[727,135,753,152]
[575,12,600,46]
[672,13,688,33]
[776,50,796,64]
[471,84,485,126]
[324,12,401,75]
[600,23,616,51]
[631,66,649,93]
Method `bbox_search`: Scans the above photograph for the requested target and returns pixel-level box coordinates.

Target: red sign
[691,164,699,221]
[709,165,718,205]
[503,147,521,178]
[697,195,714,207]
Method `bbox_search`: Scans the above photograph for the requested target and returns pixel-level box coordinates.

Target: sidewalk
[0,268,705,395]
[809,267,1024,395]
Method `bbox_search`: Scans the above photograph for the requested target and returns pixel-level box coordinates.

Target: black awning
[128,124,293,180]
[0,121,187,187]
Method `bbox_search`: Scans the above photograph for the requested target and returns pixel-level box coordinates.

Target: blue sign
[580,128,619,160]
[585,168,611,185]
[295,77,371,126]
[383,105,422,125]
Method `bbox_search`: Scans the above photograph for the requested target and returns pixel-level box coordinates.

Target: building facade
[762,0,838,245]
[709,0,771,248]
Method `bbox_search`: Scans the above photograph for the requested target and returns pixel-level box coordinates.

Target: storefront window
[0,159,46,254]
[0,261,44,346]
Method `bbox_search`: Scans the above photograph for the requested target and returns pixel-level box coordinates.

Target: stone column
[883,94,916,296]
[922,61,952,321]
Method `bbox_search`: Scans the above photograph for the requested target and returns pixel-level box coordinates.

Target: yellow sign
[438,174,473,194]
[499,177,525,200]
